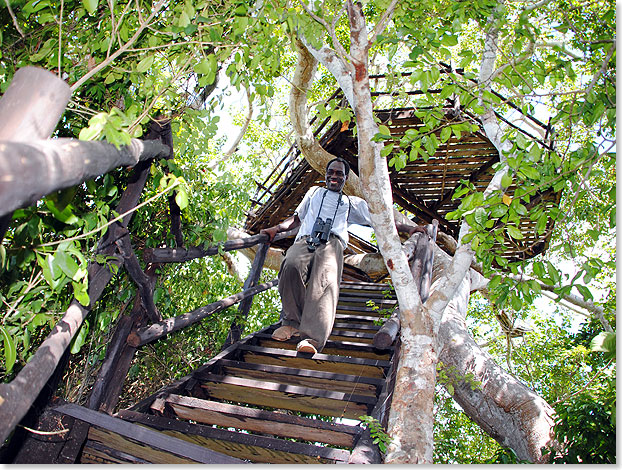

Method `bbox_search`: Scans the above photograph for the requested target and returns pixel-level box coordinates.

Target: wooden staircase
[59,281,399,464]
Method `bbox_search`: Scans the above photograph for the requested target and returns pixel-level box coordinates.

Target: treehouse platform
[55,281,397,464]
[245,72,560,267]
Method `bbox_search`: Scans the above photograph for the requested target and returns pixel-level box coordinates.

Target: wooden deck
[57,281,399,464]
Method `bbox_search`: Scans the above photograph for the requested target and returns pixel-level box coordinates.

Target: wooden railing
[0,67,281,445]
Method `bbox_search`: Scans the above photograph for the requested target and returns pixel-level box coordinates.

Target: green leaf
[55,249,80,279]
[474,207,487,226]
[82,0,98,14]
[440,126,451,142]
[380,143,394,158]
[590,332,615,361]
[70,321,89,354]
[535,212,548,234]
[0,326,17,373]
[441,34,458,46]
[73,280,90,306]
[506,225,524,239]
[501,172,512,188]
[519,165,540,180]
[575,284,593,301]
[175,189,189,210]
[378,125,391,137]
[136,55,155,73]
[45,199,79,225]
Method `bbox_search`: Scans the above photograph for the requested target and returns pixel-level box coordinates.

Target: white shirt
[294,186,373,249]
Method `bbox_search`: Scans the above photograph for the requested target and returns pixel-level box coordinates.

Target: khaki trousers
[278,236,344,351]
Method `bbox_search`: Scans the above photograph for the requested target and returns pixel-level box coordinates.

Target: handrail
[0,138,170,217]
[126,279,278,347]
[144,228,299,263]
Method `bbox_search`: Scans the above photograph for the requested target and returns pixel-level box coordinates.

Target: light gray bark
[0,138,169,217]
[436,266,556,463]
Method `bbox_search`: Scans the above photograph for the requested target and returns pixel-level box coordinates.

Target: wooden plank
[255,337,391,361]
[332,322,381,332]
[127,324,274,413]
[84,427,197,464]
[339,281,392,291]
[199,374,373,419]
[213,359,380,396]
[329,332,374,344]
[119,410,351,464]
[81,439,152,463]
[338,295,397,305]
[239,345,388,378]
[161,394,360,447]
[337,305,392,316]
[55,403,243,464]
[335,313,386,322]
[338,289,395,299]
[330,329,377,340]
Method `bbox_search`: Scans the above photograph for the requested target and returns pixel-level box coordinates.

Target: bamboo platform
[57,281,398,464]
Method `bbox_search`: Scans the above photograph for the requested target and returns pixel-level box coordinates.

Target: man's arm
[260,214,302,243]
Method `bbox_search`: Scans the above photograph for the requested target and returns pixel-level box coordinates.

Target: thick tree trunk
[435,263,556,463]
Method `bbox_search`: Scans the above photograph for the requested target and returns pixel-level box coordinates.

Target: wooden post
[87,291,152,414]
[222,242,269,348]
[373,221,439,350]
[116,231,161,323]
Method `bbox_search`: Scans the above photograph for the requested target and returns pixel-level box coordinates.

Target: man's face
[326,161,347,192]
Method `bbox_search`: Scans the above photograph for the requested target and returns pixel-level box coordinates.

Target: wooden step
[209,359,380,397]
[118,410,352,464]
[55,403,242,464]
[254,336,391,361]
[330,333,373,344]
[338,295,397,306]
[330,329,376,342]
[156,394,361,447]
[336,305,393,317]
[335,313,386,323]
[238,344,390,378]
[340,281,392,291]
[332,322,381,333]
[197,374,374,419]
[339,289,396,300]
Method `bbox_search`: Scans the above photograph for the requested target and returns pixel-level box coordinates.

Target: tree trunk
[435,263,556,463]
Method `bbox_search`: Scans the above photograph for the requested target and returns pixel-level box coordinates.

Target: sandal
[271,325,300,341]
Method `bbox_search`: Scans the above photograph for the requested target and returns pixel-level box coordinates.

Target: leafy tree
[0,0,615,463]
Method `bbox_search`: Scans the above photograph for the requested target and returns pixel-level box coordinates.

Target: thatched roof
[244,72,561,267]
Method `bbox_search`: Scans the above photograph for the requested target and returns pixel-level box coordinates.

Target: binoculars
[307,217,332,252]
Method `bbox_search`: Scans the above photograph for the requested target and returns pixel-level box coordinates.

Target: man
[261,157,424,354]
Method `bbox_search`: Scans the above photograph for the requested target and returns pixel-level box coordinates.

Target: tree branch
[368,0,399,44]
[585,41,615,96]
[4,0,25,37]
[536,41,582,59]
[207,87,253,170]
[70,0,168,91]
[299,0,351,62]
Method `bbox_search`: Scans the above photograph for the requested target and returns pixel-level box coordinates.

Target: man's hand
[261,226,279,243]
[408,225,427,237]
[396,223,427,238]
